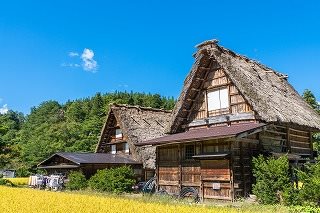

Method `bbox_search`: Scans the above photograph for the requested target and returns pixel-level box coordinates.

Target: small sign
[212,182,221,190]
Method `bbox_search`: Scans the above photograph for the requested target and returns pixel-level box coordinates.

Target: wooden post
[156,147,159,192]
[309,131,314,159]
[229,141,235,202]
[178,144,182,191]
[286,127,291,153]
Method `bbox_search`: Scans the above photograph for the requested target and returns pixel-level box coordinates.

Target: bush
[66,171,87,190]
[88,166,135,193]
[0,178,15,187]
[289,205,320,213]
[252,155,291,204]
[15,166,31,177]
[297,161,320,206]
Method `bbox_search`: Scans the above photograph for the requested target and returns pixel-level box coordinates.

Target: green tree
[302,89,320,154]
[302,89,320,113]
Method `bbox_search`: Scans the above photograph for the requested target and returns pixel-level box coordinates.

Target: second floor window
[207,88,229,111]
[115,128,123,139]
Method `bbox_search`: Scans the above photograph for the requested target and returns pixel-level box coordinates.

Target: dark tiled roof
[38,152,141,166]
[138,123,266,146]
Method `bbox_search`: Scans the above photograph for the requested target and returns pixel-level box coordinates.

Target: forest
[0,91,175,176]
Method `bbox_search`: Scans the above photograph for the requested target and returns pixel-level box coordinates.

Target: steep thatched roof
[169,39,320,133]
[96,104,171,169]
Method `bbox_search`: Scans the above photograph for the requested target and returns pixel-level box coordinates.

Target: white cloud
[81,48,98,72]
[68,52,79,57]
[0,104,8,114]
[62,48,98,72]
[61,63,81,68]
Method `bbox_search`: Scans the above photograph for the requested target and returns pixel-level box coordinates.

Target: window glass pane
[207,90,220,111]
[115,129,123,138]
[185,145,195,159]
[124,143,129,153]
[219,88,229,108]
[111,145,116,154]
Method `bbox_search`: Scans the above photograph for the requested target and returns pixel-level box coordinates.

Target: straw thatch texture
[96,104,171,169]
[169,40,320,133]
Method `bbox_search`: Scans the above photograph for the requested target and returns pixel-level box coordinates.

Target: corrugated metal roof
[138,123,266,146]
[38,153,141,166]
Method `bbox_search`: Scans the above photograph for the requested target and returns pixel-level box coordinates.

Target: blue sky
[0,0,319,114]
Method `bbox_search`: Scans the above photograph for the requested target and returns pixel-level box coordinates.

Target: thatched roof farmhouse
[138,39,320,201]
[96,104,171,169]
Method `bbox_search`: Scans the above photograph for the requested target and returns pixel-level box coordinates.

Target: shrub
[15,166,31,177]
[297,161,320,206]
[66,171,87,191]
[88,166,135,193]
[252,155,291,204]
[0,178,15,187]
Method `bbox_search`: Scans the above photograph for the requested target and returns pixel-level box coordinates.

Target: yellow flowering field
[0,186,287,213]
[4,178,29,185]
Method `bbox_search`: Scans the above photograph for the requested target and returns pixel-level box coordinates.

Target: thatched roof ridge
[96,104,172,169]
[110,103,172,113]
[169,39,320,133]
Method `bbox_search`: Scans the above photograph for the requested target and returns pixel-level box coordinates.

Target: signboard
[212,182,221,190]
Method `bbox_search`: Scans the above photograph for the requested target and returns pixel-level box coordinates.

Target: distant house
[0,169,15,178]
[37,152,141,178]
[138,40,320,201]
[38,104,171,180]
[95,104,171,180]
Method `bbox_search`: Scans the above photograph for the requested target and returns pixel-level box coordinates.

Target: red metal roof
[138,122,266,146]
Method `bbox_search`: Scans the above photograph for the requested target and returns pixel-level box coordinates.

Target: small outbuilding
[37,152,142,179]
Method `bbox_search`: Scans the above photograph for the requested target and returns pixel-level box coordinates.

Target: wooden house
[95,104,171,180]
[39,104,171,180]
[138,40,320,201]
[37,152,141,178]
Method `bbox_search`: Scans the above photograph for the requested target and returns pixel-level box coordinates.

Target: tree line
[0,89,319,176]
[0,91,175,176]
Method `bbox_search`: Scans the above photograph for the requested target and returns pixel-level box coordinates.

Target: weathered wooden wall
[157,139,234,200]
[259,124,313,156]
[188,69,253,122]
[156,123,313,201]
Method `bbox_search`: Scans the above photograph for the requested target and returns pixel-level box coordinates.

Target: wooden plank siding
[188,69,253,122]
[157,140,234,200]
[259,124,313,156]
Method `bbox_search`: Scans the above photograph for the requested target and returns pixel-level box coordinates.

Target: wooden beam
[286,127,291,153]
[186,98,195,102]
[199,67,211,71]
[191,88,201,92]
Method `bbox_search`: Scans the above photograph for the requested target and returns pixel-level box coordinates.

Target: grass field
[0,186,289,213]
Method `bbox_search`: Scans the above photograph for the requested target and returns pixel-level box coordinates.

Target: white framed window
[207,88,229,111]
[115,129,123,139]
[124,143,129,153]
[111,145,116,154]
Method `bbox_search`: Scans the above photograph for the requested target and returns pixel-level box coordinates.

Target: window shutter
[219,88,229,109]
[207,90,220,111]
